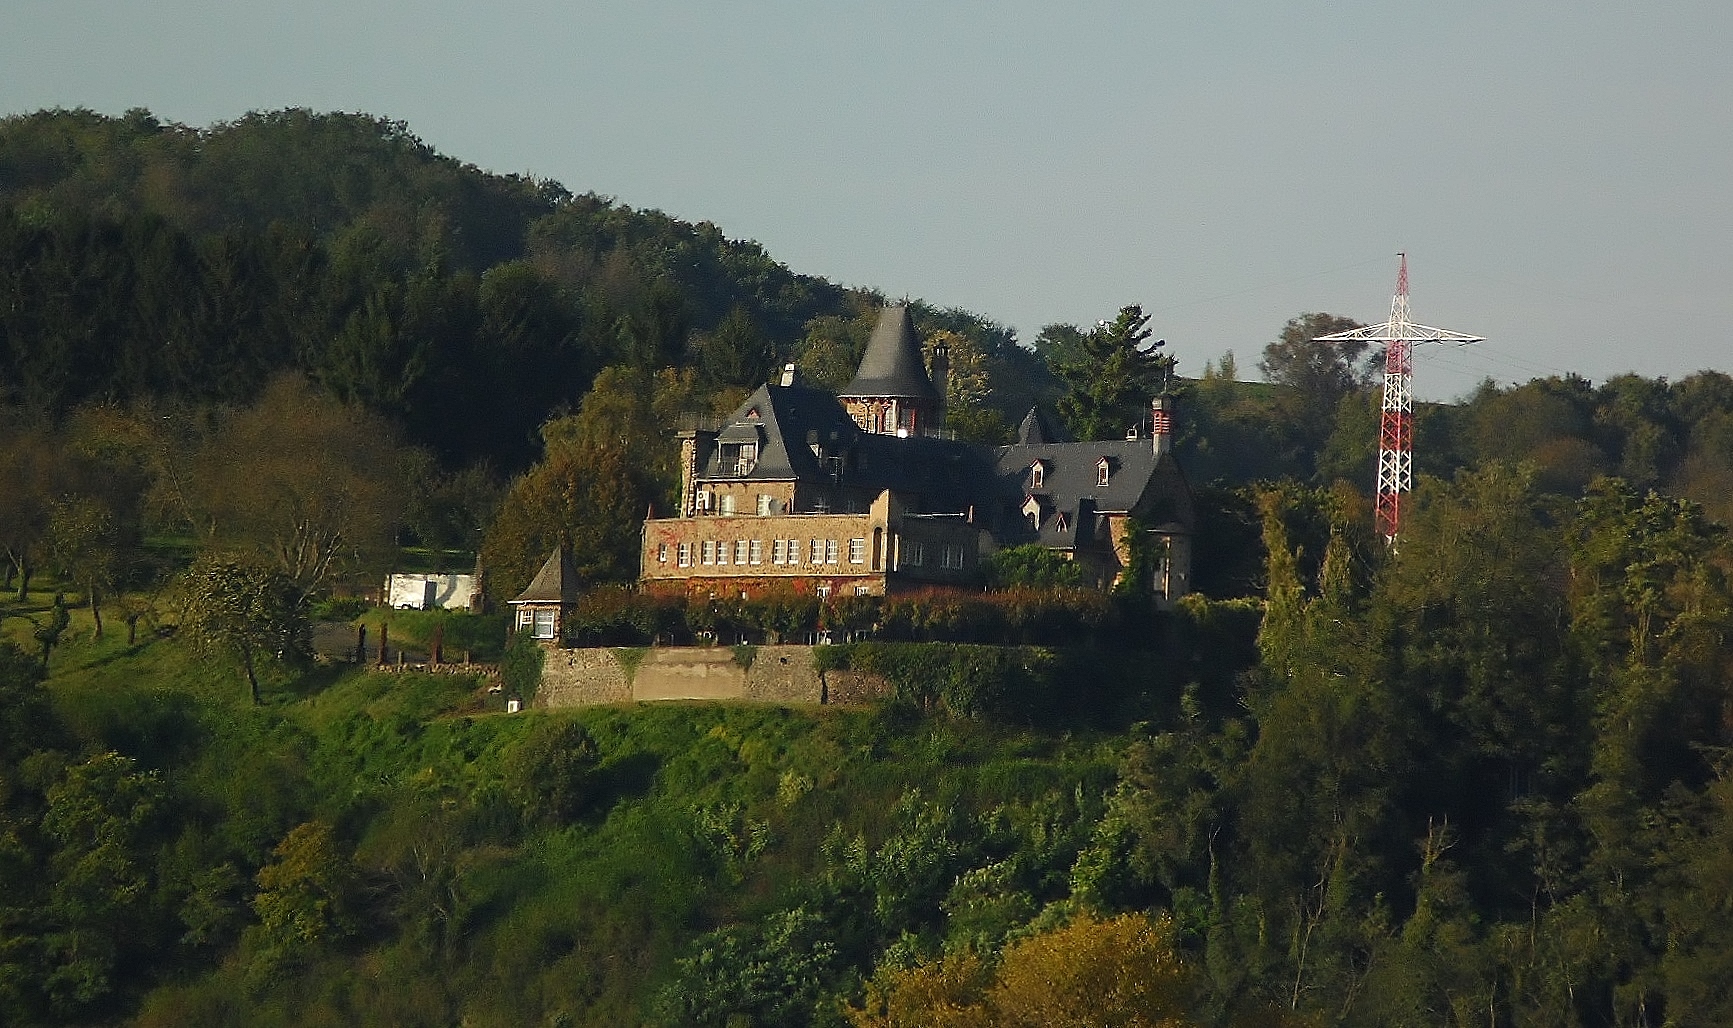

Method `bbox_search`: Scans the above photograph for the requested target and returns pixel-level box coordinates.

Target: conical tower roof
[839,305,940,401]
[510,547,580,605]
[1016,406,1072,445]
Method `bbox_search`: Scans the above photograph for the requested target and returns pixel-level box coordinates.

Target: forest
[2,107,1733,1026]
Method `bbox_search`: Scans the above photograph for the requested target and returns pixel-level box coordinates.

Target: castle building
[640,306,1195,604]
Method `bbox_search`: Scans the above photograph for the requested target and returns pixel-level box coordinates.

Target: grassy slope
[16,591,1132,1027]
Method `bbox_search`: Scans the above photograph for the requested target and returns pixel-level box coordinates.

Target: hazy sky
[5,2,1729,400]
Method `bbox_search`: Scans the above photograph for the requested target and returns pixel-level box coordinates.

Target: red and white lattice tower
[1315,254,1484,542]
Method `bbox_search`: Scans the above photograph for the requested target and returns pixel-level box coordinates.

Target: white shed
[383,572,478,611]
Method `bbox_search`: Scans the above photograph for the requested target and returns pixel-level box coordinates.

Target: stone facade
[641,491,985,600]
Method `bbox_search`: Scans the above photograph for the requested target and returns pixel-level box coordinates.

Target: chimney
[1151,394,1174,457]
[929,339,949,419]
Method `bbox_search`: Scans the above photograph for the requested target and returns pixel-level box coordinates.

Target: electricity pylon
[1316,254,1484,542]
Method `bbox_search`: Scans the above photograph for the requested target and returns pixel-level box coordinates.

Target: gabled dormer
[1020,493,1044,532]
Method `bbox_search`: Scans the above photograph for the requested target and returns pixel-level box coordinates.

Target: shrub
[504,719,599,826]
[500,631,545,702]
[986,543,1083,588]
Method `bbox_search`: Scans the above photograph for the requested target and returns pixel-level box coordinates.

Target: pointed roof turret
[510,547,580,606]
[839,305,940,401]
[1016,406,1072,445]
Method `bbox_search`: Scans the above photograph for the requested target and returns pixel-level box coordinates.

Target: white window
[718,493,736,516]
[1030,462,1044,489]
[532,608,556,640]
[816,584,832,599]
[854,585,870,597]
[718,540,731,565]
[750,540,763,565]
[848,538,865,564]
[517,608,534,630]
[1097,459,1111,486]
[905,541,925,567]
[678,542,692,567]
[773,539,786,564]
[657,543,668,564]
[810,539,823,565]
[735,540,749,564]
[825,539,839,565]
[756,493,774,516]
[702,540,715,565]
[942,544,964,569]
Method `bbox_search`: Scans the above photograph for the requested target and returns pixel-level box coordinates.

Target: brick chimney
[1151,394,1174,458]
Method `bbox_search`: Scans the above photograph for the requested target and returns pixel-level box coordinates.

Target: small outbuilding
[509,547,580,642]
[383,572,478,611]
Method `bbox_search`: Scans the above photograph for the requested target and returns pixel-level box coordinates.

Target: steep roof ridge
[512,546,580,605]
[839,305,940,401]
[700,380,859,481]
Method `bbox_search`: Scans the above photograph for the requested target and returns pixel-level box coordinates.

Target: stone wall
[632,647,750,701]
[535,647,632,707]
[533,644,890,709]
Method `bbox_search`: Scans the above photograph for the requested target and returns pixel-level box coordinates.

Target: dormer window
[1021,494,1042,532]
[723,442,757,476]
[1096,457,1111,487]
[1029,461,1045,489]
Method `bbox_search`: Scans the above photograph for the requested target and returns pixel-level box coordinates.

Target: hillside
[0,108,1051,472]
[5,105,1733,1027]
[6,462,1733,1026]
[0,590,1247,1027]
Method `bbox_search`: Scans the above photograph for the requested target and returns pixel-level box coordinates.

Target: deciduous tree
[174,376,407,594]
[44,496,122,639]
[177,556,310,704]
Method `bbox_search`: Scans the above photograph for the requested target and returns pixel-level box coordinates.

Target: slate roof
[699,379,991,513]
[690,370,1193,545]
[1016,406,1072,445]
[699,381,861,482]
[838,305,941,402]
[987,441,1195,548]
[848,431,996,513]
[511,547,580,605]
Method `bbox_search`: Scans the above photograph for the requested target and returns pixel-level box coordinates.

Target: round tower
[838,305,941,437]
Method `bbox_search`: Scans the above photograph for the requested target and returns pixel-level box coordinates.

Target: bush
[569,586,684,646]
[308,595,371,621]
[986,544,1083,588]
[826,643,1057,720]
[504,719,599,826]
[500,631,544,702]
[556,584,1153,650]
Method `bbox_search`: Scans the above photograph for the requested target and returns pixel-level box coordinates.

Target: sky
[5,1,1729,401]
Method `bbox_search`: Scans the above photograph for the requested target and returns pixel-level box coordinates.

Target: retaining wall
[534,644,890,709]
